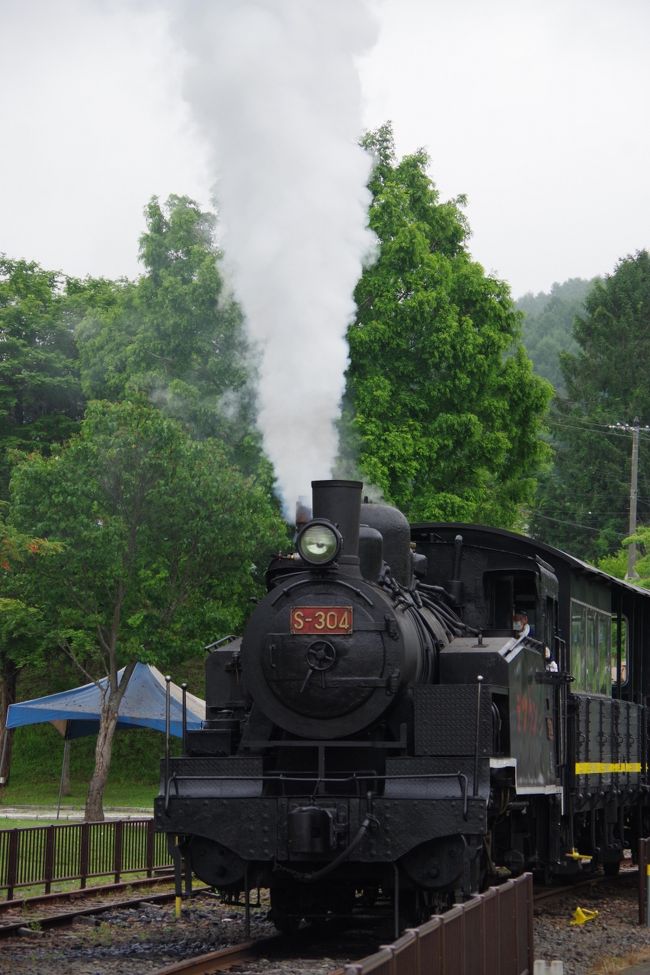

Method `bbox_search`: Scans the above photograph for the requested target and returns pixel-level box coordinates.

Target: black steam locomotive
[154,479,649,932]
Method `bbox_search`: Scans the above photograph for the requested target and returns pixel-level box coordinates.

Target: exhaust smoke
[171,0,378,515]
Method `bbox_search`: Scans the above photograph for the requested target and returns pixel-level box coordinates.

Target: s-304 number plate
[290,606,353,635]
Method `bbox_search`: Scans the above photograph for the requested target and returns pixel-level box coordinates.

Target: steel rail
[0,885,209,939]
[148,935,285,975]
[534,866,636,904]
[0,870,174,916]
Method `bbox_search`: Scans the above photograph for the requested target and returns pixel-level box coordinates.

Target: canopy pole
[165,676,171,788]
[0,728,10,786]
[181,683,187,754]
[56,728,71,819]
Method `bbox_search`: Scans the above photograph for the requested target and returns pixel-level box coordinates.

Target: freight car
[154,479,650,933]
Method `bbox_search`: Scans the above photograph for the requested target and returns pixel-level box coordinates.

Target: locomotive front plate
[290,606,353,634]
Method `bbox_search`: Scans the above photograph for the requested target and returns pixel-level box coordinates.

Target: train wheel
[398,890,434,928]
[273,912,302,935]
[269,887,303,934]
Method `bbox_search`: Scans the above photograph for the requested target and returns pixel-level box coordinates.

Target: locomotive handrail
[242,733,407,748]
[163,770,470,814]
[164,770,467,783]
[270,576,375,606]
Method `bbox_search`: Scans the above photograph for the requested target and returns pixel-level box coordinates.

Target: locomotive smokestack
[311,480,362,567]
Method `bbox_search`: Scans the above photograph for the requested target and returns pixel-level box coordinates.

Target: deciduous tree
[0,257,85,495]
[0,522,59,783]
[341,125,551,526]
[9,400,287,819]
[77,196,264,475]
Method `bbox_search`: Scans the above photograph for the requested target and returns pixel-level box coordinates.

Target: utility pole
[608,417,650,580]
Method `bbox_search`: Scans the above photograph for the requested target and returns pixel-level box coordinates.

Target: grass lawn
[1,723,164,813]
[0,818,57,829]
[0,778,158,811]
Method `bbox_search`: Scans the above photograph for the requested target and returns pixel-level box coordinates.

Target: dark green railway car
[411,523,649,877]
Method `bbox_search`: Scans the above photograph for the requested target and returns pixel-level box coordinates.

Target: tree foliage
[76,195,263,474]
[0,257,86,496]
[8,400,287,817]
[0,517,61,782]
[340,125,552,526]
[530,251,650,561]
[516,277,595,394]
[598,525,650,589]
[0,256,93,782]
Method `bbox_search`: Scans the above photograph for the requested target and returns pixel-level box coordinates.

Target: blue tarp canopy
[6,663,205,739]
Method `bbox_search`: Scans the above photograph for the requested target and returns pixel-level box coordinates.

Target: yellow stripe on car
[575,761,642,774]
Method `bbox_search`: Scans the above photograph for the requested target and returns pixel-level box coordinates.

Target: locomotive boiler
[155,478,648,932]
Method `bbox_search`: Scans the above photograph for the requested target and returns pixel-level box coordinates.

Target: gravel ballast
[535,871,650,974]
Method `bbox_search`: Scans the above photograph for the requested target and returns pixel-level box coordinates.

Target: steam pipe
[275,814,376,883]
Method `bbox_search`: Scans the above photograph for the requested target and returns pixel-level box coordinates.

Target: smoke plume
[172,1,377,515]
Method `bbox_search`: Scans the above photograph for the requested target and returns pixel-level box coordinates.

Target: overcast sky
[2,0,649,298]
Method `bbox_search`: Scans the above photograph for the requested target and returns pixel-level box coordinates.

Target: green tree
[9,400,287,819]
[0,521,59,783]
[531,251,650,561]
[599,525,650,589]
[517,278,595,393]
[77,196,264,475]
[0,257,85,495]
[0,256,94,778]
[341,125,552,526]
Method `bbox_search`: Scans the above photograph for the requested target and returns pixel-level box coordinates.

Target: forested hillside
[528,252,650,562]
[516,277,595,393]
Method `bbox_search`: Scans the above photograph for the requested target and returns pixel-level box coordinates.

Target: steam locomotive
[154,479,649,932]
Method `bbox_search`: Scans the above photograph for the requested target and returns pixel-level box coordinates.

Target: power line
[551,418,646,440]
[533,511,628,537]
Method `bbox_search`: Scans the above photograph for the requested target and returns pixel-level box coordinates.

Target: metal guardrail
[0,818,171,899]
[343,874,534,975]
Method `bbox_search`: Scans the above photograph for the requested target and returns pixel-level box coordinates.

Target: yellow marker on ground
[570,906,598,926]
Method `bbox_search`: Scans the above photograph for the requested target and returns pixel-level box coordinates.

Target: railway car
[154,479,650,932]
[410,522,649,882]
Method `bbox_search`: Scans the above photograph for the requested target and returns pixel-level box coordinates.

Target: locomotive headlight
[297,520,342,566]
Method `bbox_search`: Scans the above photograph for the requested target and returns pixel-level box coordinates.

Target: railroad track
[534,864,638,904]
[0,881,208,939]
[0,870,175,918]
[148,935,286,975]
[146,930,362,975]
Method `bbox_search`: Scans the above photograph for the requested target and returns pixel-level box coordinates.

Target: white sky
[1,0,649,298]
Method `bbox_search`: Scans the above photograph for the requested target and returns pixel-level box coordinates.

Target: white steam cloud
[171,1,378,515]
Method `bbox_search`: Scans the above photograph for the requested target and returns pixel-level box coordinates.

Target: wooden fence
[0,818,171,899]
[343,874,534,975]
